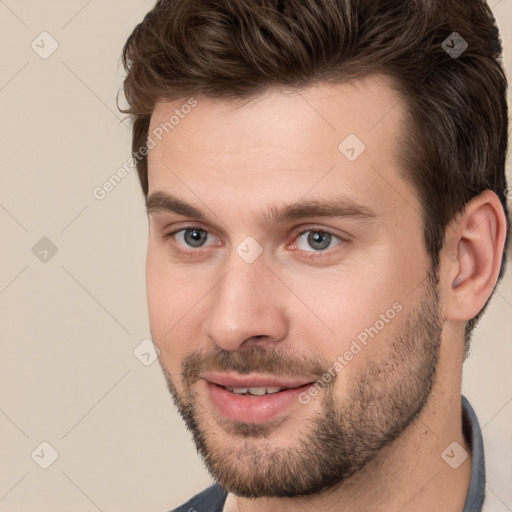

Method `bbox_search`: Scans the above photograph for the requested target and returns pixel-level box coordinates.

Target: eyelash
[163,225,347,260]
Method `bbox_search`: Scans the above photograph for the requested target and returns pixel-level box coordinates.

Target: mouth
[201,371,315,390]
[221,385,297,396]
[201,373,317,424]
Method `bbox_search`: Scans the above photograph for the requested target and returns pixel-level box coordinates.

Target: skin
[144,74,507,511]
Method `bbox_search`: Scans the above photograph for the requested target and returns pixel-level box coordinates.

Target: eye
[166,226,218,250]
[164,225,346,260]
[295,229,343,253]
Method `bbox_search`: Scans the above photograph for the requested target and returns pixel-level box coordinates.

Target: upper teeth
[225,386,284,395]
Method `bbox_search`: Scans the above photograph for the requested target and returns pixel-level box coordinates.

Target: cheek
[328,304,407,392]
[284,261,402,334]
[280,250,414,371]
[146,247,187,363]
[146,245,211,370]
[146,248,170,333]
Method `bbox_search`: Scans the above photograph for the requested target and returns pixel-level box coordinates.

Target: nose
[203,250,289,351]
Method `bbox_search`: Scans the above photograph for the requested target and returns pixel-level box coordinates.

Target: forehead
[148,73,404,145]
[146,74,416,223]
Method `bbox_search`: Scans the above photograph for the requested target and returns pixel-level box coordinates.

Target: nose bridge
[204,247,288,350]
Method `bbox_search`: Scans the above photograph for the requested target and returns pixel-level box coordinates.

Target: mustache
[180,344,332,387]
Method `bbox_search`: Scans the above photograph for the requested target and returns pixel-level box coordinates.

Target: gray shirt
[170,394,485,512]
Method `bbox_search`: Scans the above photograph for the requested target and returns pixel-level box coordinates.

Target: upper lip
[201,372,316,389]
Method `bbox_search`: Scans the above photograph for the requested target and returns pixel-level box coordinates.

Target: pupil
[309,231,330,250]
[186,229,206,247]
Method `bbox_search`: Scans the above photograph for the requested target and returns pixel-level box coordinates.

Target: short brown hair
[120,0,510,359]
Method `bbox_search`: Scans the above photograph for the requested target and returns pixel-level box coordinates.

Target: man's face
[145,75,444,497]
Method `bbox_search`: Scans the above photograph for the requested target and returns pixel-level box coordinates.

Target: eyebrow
[146,191,377,226]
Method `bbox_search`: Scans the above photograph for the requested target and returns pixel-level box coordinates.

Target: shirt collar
[461,394,486,512]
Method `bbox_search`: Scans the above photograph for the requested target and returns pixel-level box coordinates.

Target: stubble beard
[162,269,443,498]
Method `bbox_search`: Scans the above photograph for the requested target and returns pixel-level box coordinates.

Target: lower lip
[204,380,314,424]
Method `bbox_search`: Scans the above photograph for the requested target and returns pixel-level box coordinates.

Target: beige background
[0,1,511,511]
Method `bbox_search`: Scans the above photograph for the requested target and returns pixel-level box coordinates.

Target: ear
[441,190,508,322]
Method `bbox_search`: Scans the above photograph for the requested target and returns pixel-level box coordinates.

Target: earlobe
[443,190,507,321]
